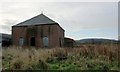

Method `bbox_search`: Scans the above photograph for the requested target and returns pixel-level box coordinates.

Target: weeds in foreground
[2,44,119,70]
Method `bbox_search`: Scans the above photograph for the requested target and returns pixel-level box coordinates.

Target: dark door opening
[30,37,35,46]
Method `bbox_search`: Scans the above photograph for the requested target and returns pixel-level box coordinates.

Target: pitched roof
[13,13,57,26]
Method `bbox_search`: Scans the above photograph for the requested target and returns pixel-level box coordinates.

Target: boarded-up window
[43,36,48,47]
[19,37,24,46]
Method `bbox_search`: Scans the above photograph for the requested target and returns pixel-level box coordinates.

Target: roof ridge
[39,13,56,23]
[13,13,57,26]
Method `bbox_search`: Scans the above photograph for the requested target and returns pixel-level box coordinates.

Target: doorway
[30,37,35,46]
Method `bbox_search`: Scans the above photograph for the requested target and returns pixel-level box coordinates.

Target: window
[19,37,24,46]
[43,36,49,47]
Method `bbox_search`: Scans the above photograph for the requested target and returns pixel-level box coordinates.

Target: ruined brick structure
[12,13,64,47]
[64,37,75,48]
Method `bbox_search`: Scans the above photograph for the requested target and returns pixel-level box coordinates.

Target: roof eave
[12,23,65,32]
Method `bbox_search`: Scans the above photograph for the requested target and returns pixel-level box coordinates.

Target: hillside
[75,38,118,44]
[0,33,11,46]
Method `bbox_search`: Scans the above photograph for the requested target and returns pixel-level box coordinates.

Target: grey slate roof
[13,13,57,26]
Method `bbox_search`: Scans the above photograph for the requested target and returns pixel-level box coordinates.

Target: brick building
[12,13,65,47]
[64,37,75,48]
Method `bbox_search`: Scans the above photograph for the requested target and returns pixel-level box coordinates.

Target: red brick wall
[12,24,64,47]
[12,26,27,46]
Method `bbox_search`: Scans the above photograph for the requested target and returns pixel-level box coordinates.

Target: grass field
[1,44,119,71]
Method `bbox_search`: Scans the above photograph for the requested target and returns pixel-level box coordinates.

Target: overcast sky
[0,0,119,40]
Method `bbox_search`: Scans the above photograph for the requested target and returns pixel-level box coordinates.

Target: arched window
[43,36,49,47]
[19,37,24,46]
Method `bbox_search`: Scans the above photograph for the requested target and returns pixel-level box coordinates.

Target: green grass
[2,44,119,71]
[47,55,118,70]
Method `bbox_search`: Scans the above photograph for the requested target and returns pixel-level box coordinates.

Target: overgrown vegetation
[2,44,119,71]
[0,48,2,70]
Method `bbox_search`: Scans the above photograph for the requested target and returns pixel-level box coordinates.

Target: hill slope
[76,38,118,44]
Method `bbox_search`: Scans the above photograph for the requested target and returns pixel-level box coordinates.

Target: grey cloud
[1,24,11,31]
[4,19,18,25]
[1,19,18,33]
[118,2,120,37]
[0,2,118,39]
